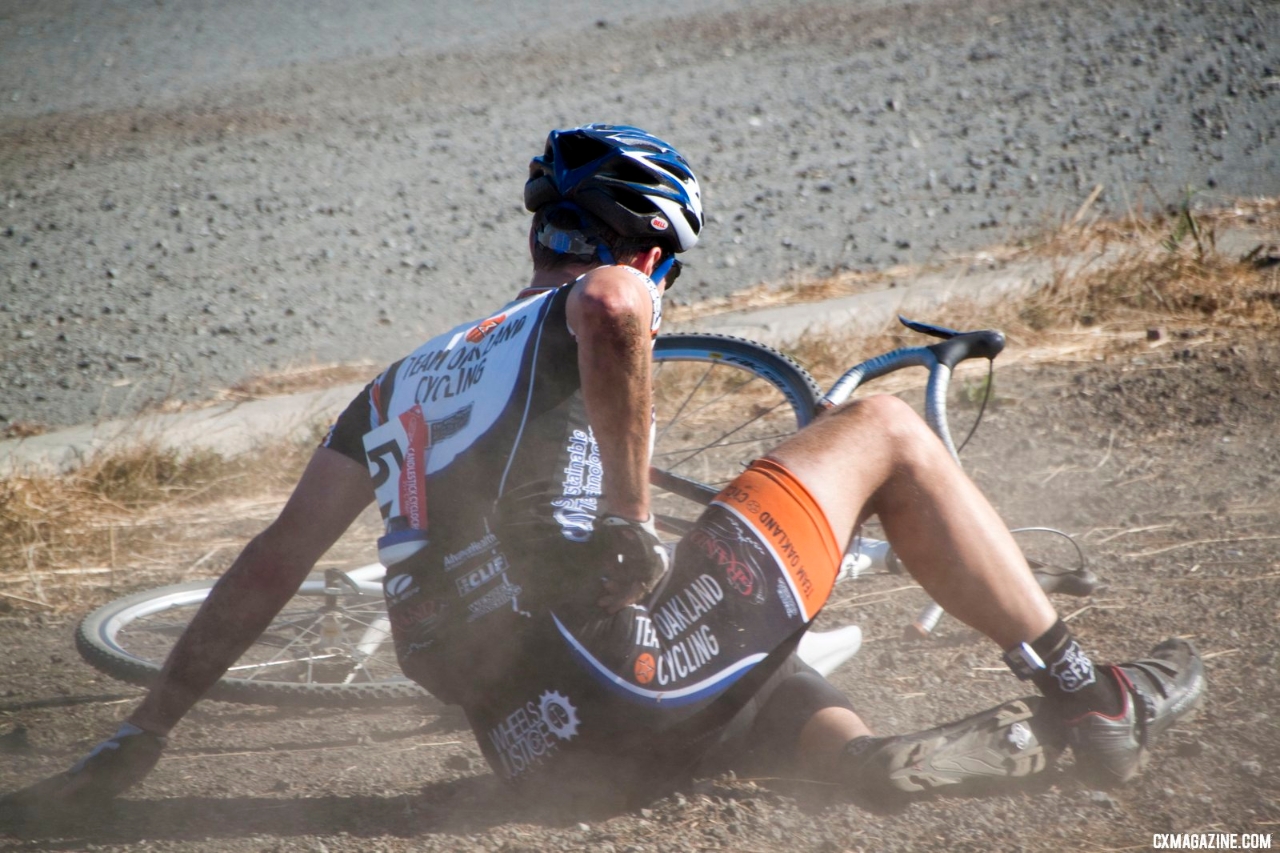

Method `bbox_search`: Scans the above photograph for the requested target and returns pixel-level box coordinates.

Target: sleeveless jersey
[323,275,840,785]
[323,280,647,705]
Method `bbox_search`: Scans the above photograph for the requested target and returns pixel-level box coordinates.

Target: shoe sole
[880,698,1048,794]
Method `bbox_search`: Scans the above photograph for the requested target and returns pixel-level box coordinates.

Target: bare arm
[565,265,656,522]
[129,446,374,735]
[0,447,376,809]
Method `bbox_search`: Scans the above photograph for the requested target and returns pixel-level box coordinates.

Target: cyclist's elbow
[568,267,652,337]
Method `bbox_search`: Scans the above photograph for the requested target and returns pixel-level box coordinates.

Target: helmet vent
[557,134,613,169]
[610,158,662,187]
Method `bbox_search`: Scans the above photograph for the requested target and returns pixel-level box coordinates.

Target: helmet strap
[651,254,676,286]
[535,202,615,266]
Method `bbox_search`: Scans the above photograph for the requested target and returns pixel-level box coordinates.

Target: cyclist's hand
[2,723,166,816]
[594,514,670,613]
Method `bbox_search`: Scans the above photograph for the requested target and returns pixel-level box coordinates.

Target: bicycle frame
[820,318,1005,460]
[77,320,1098,705]
[351,318,1092,638]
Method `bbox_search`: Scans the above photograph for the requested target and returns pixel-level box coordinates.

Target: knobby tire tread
[75,579,429,707]
[652,333,822,429]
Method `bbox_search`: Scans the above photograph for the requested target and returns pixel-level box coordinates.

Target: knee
[830,394,946,468]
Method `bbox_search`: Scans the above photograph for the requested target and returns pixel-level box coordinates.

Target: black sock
[843,735,881,760]
[1022,620,1122,718]
[837,735,888,790]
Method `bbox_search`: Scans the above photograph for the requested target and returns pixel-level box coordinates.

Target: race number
[363,404,431,565]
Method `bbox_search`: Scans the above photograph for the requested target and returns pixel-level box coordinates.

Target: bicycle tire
[650,334,822,531]
[76,575,429,707]
[76,334,820,708]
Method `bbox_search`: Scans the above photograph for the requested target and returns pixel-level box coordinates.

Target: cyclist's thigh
[765,393,926,541]
[680,456,846,626]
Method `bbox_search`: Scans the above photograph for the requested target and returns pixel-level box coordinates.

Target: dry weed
[2,422,50,440]
[0,429,326,614]
[788,200,1280,385]
[224,362,374,400]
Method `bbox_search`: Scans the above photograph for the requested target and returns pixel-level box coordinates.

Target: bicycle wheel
[77,335,819,708]
[650,334,822,534]
[76,566,429,707]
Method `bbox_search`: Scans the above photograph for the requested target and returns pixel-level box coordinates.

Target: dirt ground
[3,0,1279,847]
[1,327,1277,852]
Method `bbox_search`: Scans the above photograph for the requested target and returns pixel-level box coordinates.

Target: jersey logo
[465,312,508,344]
[633,653,657,685]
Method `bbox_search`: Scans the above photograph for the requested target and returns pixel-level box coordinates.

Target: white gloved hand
[594,514,670,613]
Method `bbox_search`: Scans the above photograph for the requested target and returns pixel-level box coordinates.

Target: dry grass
[2,422,51,440]
[1,201,1275,616]
[223,362,374,400]
[784,199,1280,386]
[0,426,340,615]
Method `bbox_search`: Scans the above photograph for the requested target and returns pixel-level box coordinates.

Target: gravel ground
[1,0,1277,427]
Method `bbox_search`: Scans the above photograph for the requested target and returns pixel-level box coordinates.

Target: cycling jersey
[324,283,609,703]
[324,274,844,789]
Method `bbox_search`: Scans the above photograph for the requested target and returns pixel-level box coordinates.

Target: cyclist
[5,124,1203,813]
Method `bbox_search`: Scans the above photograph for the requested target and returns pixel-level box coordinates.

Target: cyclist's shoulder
[394,286,567,365]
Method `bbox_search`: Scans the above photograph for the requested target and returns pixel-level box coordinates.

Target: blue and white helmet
[524,124,703,254]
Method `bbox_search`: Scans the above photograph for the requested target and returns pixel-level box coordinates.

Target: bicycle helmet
[524,124,703,255]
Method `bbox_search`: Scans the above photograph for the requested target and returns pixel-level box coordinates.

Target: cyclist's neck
[526,265,593,292]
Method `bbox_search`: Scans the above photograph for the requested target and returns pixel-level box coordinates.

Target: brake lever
[1032,566,1105,598]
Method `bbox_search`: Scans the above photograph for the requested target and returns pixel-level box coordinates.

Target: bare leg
[797,708,872,779]
[768,394,1057,650]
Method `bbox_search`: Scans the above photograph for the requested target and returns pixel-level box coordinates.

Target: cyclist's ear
[631,246,664,281]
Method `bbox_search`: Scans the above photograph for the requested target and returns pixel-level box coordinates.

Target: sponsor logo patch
[443,532,500,572]
[552,428,602,542]
[539,691,580,741]
[467,579,523,622]
[465,313,507,344]
[389,598,442,633]
[455,553,510,597]
[686,520,767,605]
[487,690,580,779]
[386,574,414,598]
[776,577,798,619]
[428,404,473,443]
[385,573,420,605]
[1050,640,1097,693]
[633,652,656,685]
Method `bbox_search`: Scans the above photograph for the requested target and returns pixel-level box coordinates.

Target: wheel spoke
[659,371,765,439]
[244,610,329,681]
[661,397,790,472]
[651,429,800,460]
[654,360,716,444]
